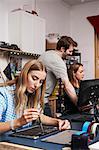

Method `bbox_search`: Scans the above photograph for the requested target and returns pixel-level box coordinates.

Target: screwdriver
[38,115,45,135]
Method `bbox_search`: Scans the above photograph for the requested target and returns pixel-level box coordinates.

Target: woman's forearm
[40,114,71,131]
[64,80,78,105]
[0,118,26,133]
[0,122,11,133]
[40,114,59,126]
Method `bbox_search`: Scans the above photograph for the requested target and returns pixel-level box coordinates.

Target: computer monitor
[77,79,99,113]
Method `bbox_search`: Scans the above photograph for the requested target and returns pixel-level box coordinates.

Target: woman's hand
[22,108,40,124]
[58,119,71,131]
[79,104,92,112]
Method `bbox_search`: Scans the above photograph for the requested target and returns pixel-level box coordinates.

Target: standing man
[39,36,78,116]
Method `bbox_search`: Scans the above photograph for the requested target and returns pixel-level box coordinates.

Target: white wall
[70,1,99,79]
[0,2,8,41]
[37,0,71,36]
[4,0,71,36]
[0,2,9,82]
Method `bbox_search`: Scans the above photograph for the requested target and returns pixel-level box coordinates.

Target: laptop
[72,79,99,122]
[77,79,99,109]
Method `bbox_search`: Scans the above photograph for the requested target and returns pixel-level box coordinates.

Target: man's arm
[63,78,78,105]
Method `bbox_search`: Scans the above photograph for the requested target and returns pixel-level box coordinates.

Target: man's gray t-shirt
[39,50,68,103]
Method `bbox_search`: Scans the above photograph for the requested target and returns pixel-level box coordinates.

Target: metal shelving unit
[65,52,81,69]
[0,47,40,81]
[0,47,40,59]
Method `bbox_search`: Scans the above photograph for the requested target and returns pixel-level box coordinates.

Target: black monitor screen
[77,79,99,108]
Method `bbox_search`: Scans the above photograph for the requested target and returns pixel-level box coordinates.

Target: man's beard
[62,53,67,59]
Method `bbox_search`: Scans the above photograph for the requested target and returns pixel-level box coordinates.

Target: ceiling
[63,0,99,6]
[1,0,99,5]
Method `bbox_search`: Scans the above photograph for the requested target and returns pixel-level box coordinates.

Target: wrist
[10,118,24,130]
[56,119,61,126]
[10,120,15,131]
[18,117,27,127]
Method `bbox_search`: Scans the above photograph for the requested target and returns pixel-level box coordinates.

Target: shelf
[0,47,40,59]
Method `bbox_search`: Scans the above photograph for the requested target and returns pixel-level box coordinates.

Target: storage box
[46,40,56,50]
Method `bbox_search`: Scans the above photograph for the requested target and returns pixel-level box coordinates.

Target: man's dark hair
[56,36,78,51]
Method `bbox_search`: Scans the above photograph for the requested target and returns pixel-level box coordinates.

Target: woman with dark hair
[68,63,84,94]
[63,62,84,114]
[0,60,70,133]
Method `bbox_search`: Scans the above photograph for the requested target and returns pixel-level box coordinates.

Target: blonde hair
[0,60,46,114]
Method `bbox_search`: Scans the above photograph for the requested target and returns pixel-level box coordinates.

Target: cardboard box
[46,40,56,50]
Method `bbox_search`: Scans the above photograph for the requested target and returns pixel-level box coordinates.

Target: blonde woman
[0,60,70,133]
